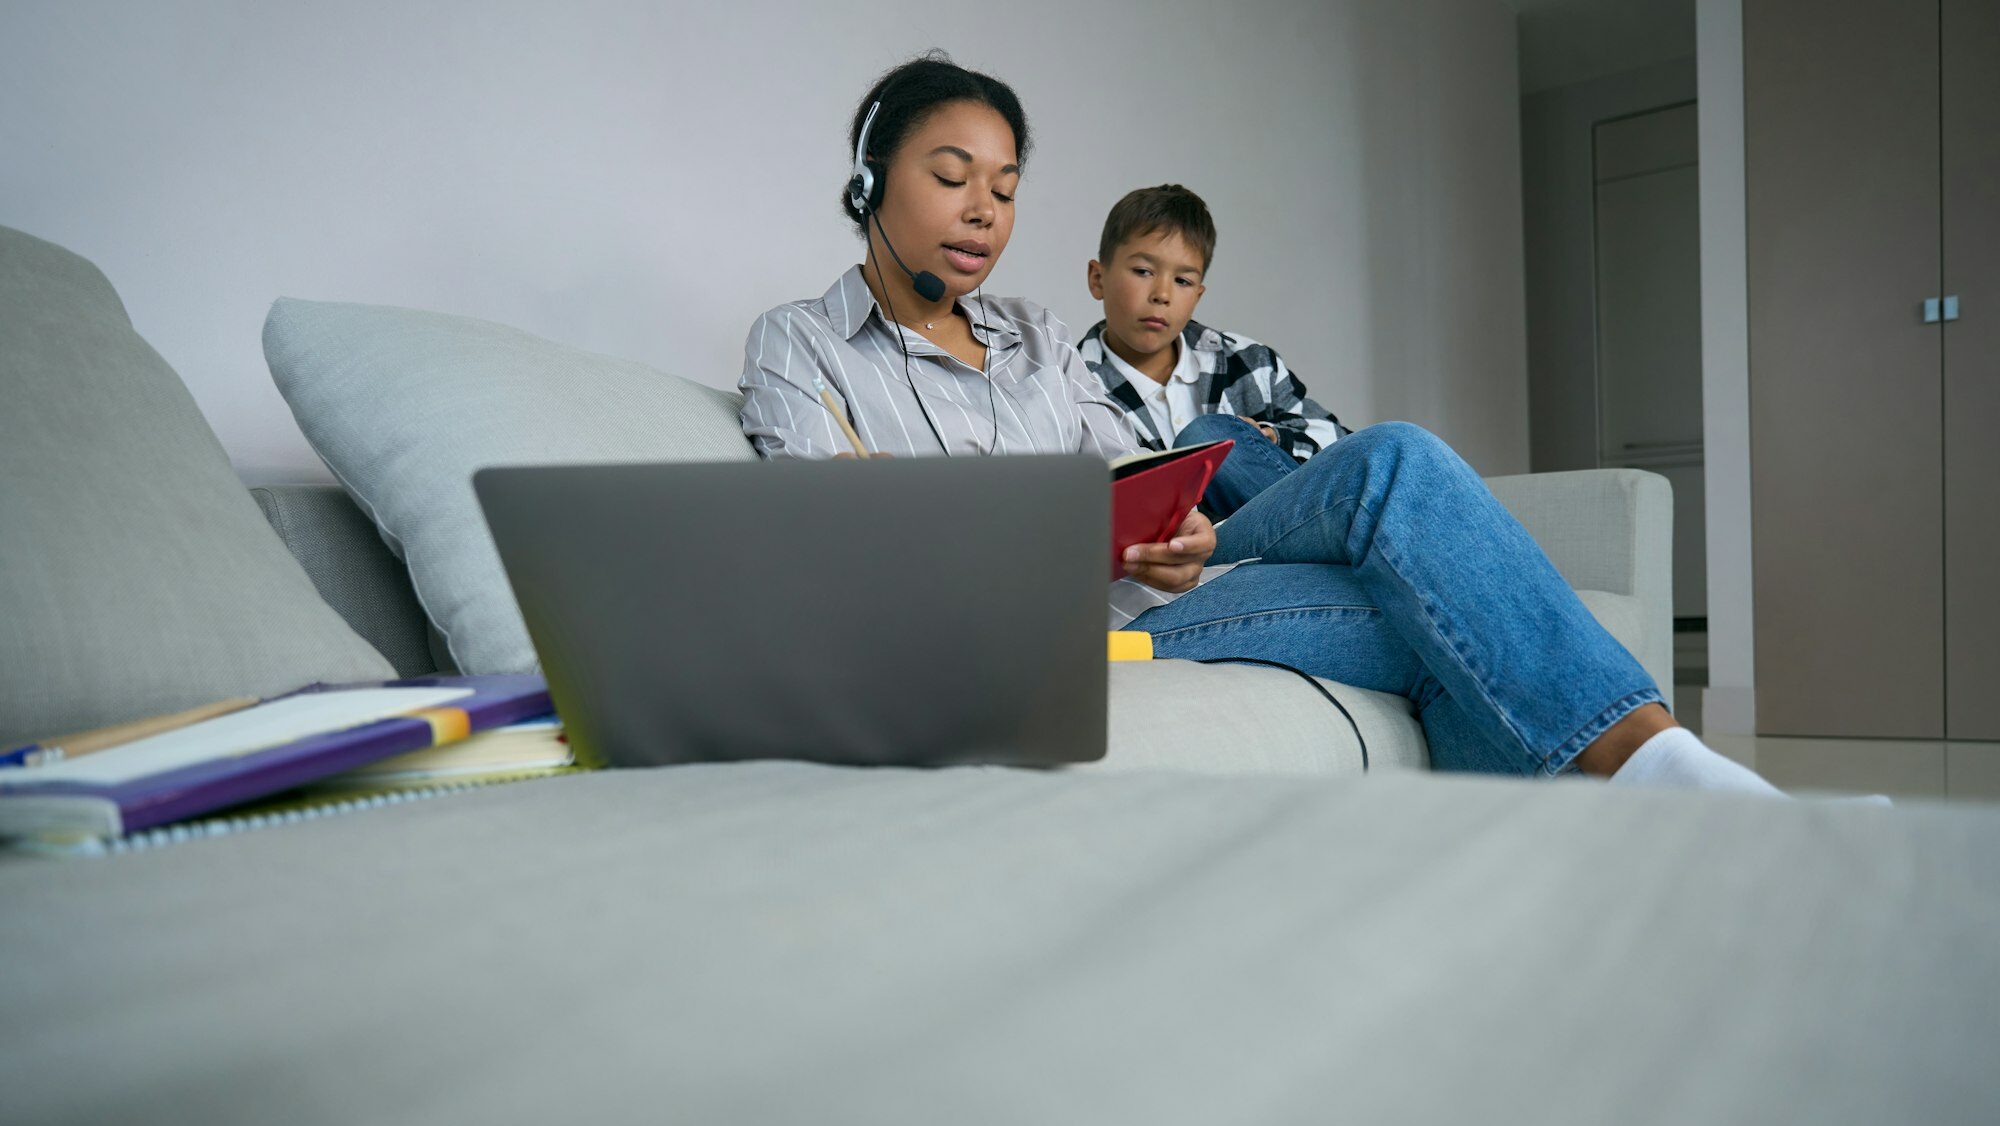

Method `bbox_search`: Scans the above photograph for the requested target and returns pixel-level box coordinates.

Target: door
[1594,102,1705,620]
[1943,0,2000,740]
[1746,0,1944,737]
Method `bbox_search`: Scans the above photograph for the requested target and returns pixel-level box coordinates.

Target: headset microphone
[871,214,946,302]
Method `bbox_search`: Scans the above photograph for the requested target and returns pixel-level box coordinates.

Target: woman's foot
[1600,727,1894,804]
[1575,703,1782,796]
[1605,726,1784,796]
[1573,707,1893,803]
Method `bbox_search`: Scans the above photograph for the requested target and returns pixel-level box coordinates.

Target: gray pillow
[262,298,756,675]
[0,226,395,744]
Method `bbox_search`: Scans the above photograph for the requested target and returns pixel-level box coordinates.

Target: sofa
[0,218,1670,775]
[245,465,1673,780]
[10,223,1996,1125]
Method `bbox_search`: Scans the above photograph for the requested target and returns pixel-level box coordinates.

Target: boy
[1079,184,1348,520]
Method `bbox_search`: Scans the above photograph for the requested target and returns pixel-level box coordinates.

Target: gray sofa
[246,460,1673,778]
[9,226,2000,1126]
[1,215,1668,774]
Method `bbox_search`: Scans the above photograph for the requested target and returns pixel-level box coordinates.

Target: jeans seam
[1143,604,1381,640]
[1256,490,1549,770]
[1240,490,1363,560]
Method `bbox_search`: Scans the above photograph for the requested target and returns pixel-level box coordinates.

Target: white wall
[0,0,1527,480]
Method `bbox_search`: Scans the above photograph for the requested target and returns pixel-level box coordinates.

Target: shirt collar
[1098,330,1191,388]
[1169,334,1199,383]
[1185,320,1225,355]
[823,264,1023,348]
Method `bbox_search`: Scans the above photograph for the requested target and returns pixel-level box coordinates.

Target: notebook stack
[0,675,570,854]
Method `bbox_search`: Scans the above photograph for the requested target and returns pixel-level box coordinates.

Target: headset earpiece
[847,159,886,215]
[862,158,886,212]
[848,100,885,216]
[846,167,873,216]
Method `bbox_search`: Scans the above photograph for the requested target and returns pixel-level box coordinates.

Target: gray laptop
[473,456,1108,769]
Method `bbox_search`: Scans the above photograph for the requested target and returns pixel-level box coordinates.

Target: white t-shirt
[1097,335,1202,447]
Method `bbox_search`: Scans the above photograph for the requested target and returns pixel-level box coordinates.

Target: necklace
[925,321,935,330]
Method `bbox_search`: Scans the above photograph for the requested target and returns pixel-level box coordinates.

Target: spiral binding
[93,773,551,858]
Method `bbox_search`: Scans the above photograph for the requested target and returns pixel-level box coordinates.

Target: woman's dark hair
[841,50,1032,233]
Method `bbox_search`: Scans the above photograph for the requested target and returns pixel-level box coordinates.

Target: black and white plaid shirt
[1078,320,1348,460]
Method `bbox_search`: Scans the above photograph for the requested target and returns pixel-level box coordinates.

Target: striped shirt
[738,265,1240,627]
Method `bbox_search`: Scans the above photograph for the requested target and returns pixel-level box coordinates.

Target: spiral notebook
[0,675,552,851]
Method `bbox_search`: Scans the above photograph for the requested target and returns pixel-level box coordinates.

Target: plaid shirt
[1078,320,1348,461]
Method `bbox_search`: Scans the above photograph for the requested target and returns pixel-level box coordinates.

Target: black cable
[1193,657,1369,772]
[975,285,999,455]
[864,211,999,457]
[865,219,951,454]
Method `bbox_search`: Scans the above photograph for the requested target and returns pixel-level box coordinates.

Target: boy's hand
[1238,415,1280,442]
[1122,510,1216,594]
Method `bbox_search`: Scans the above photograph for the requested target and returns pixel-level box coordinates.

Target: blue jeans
[1129,422,1663,776]
[1174,414,1298,522]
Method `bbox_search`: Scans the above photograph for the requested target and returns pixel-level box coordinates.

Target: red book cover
[1109,439,1233,580]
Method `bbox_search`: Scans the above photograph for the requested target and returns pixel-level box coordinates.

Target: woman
[739,52,1779,794]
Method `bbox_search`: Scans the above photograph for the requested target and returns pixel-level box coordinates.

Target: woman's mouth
[941,241,991,273]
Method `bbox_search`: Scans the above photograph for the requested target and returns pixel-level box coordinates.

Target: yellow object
[409,706,472,745]
[1107,631,1154,661]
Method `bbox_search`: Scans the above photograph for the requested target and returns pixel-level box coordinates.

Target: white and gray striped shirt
[738,265,1238,627]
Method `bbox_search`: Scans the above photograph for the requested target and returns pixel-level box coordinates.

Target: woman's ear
[1086,260,1105,301]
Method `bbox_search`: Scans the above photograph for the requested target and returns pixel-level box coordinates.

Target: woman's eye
[994,191,1014,203]
[934,174,966,188]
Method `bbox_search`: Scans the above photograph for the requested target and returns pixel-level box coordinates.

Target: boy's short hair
[1097,184,1217,273]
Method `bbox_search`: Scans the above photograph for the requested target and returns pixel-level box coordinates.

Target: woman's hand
[1122,510,1216,594]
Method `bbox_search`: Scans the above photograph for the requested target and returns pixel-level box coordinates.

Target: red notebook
[1109,439,1233,580]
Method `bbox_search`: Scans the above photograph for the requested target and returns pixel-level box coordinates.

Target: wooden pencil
[813,376,873,457]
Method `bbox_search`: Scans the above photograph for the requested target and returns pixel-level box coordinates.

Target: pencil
[812,376,873,458]
[5,696,260,767]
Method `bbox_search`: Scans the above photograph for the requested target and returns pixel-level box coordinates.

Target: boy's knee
[1174,414,1260,446]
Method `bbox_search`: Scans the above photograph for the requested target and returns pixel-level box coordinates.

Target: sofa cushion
[263,298,757,675]
[0,226,394,744]
[251,485,437,678]
[1096,660,1426,776]
[1094,592,1642,778]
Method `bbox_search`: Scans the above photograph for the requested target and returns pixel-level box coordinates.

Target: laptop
[473,456,1109,769]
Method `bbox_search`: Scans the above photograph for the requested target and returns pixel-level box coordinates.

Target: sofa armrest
[1483,468,1674,711]
[250,484,440,678]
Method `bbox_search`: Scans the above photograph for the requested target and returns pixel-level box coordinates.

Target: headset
[845,97,1000,458]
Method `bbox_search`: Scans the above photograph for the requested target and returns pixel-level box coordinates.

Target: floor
[1675,630,2000,803]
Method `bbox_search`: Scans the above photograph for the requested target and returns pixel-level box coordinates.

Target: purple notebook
[0,675,551,844]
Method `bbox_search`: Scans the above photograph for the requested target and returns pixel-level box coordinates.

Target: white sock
[1609,727,1787,797]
